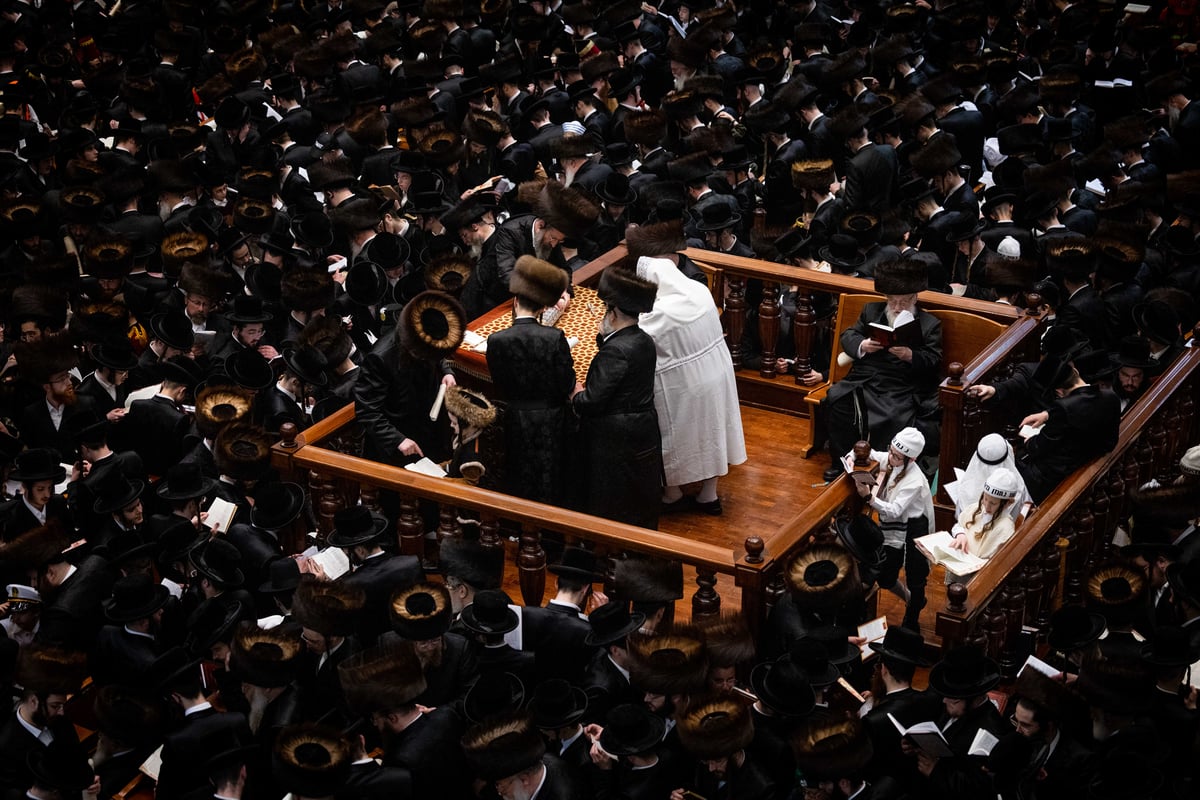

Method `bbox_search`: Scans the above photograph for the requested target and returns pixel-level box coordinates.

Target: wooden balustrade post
[793,291,816,385]
[309,469,341,540]
[359,482,381,514]
[937,364,968,507]
[692,567,721,622]
[726,276,747,368]
[479,513,502,550]
[758,282,779,378]
[736,538,767,639]
[396,494,424,557]
[518,525,547,606]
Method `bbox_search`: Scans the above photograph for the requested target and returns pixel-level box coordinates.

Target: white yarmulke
[975,433,1009,466]
[562,120,586,136]
[983,468,1020,500]
[997,235,1021,260]
[1181,445,1200,476]
[890,427,925,459]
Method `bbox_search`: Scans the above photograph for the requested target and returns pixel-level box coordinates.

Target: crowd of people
[0,0,1199,796]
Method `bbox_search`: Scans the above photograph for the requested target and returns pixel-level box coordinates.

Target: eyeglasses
[1009,715,1039,734]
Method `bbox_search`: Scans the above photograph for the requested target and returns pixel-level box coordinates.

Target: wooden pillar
[309,469,340,541]
[396,494,424,557]
[479,513,502,549]
[726,276,746,368]
[793,291,815,385]
[692,567,721,622]
[758,282,779,378]
[736,538,767,639]
[518,524,547,606]
[437,506,462,544]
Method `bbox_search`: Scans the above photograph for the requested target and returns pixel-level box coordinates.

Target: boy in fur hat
[485,256,576,505]
[443,385,499,487]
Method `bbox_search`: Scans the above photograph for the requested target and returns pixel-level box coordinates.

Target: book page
[405,457,448,478]
[969,728,999,757]
[1020,654,1062,680]
[1019,424,1042,440]
[139,745,164,780]
[858,616,888,660]
[308,547,351,580]
[205,497,237,534]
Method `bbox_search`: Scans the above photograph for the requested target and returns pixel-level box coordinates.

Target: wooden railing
[934,348,1200,656]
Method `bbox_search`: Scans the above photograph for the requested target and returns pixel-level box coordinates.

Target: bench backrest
[827,293,1007,383]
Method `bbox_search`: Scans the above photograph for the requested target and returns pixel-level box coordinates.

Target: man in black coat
[581,602,645,723]
[486,256,576,506]
[1048,240,1110,352]
[331,507,424,644]
[675,697,778,800]
[117,355,201,477]
[90,573,169,687]
[75,340,137,415]
[35,534,114,650]
[842,118,899,215]
[0,648,84,797]
[383,582,479,708]
[1017,361,1120,503]
[150,647,254,800]
[571,268,662,529]
[521,547,600,683]
[0,449,73,542]
[14,333,99,464]
[341,731,415,799]
[354,291,459,466]
[462,716,582,800]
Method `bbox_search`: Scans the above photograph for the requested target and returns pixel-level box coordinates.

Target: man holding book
[823,259,943,482]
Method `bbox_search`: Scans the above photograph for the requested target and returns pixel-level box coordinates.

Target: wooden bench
[802,293,1007,460]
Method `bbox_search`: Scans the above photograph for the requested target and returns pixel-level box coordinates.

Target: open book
[969,728,999,757]
[868,309,922,348]
[405,457,448,478]
[914,531,989,576]
[205,497,237,534]
[888,713,955,757]
[857,616,888,661]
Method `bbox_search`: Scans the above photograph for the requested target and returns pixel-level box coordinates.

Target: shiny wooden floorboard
[499,403,947,647]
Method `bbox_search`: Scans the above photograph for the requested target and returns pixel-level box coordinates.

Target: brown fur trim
[291,575,366,636]
[580,51,619,85]
[462,110,506,147]
[214,422,274,480]
[462,714,547,781]
[628,625,709,695]
[785,545,861,610]
[510,255,568,308]
[16,642,88,693]
[15,332,77,384]
[697,614,756,668]
[9,285,69,329]
[535,181,600,239]
[677,696,753,759]
[194,386,255,439]
[792,718,874,780]
[445,385,498,430]
[0,522,72,570]
[622,109,667,146]
[399,290,466,360]
[338,642,428,714]
[346,108,389,149]
[225,47,266,87]
[624,219,686,261]
[280,268,335,312]
[179,262,229,301]
[908,136,962,178]
[298,316,353,368]
[791,159,836,191]
[161,232,210,276]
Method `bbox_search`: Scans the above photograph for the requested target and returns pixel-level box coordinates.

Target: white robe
[636,256,747,485]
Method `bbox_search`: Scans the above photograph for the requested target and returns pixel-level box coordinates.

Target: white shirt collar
[607,654,630,683]
[45,399,64,430]
[22,496,47,525]
[94,370,118,401]
[185,701,213,716]
[124,625,155,640]
[528,763,548,800]
[559,726,584,755]
[15,710,51,744]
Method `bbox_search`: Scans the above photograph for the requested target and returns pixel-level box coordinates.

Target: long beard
[53,385,78,407]
[418,646,444,671]
[246,691,270,733]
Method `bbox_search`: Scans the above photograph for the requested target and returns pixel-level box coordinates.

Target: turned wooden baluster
[1073,506,1097,566]
[726,275,747,368]
[396,494,424,557]
[758,282,780,378]
[478,513,502,549]
[793,291,816,385]
[1041,538,1064,621]
[764,569,788,618]
[359,482,381,514]
[518,524,547,606]
[1023,561,1044,633]
[309,468,340,539]
[437,506,462,545]
[982,601,1007,659]
[1001,580,1026,647]
[692,567,721,622]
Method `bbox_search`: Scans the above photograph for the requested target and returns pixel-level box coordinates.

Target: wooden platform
[498,402,950,647]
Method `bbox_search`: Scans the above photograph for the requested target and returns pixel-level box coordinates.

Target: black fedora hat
[749,654,817,717]
[345,260,390,306]
[463,671,527,724]
[461,589,519,635]
[584,601,644,647]
[153,516,208,571]
[104,573,171,622]
[281,344,330,387]
[868,625,930,665]
[595,172,637,206]
[27,740,95,794]
[327,506,389,548]
[788,638,840,687]
[694,203,743,232]
[1133,299,1181,346]
[191,537,246,587]
[258,558,302,596]
[547,546,604,585]
[226,295,275,325]
[147,311,196,350]
[599,703,667,756]
[226,348,275,391]
[250,482,305,530]
[158,355,205,388]
[836,515,886,567]
[1047,604,1107,652]
[928,646,1002,699]
[818,234,865,270]
[10,448,66,484]
[157,463,219,501]
[527,678,589,730]
[90,340,138,371]
[92,470,145,514]
[186,598,249,657]
[63,408,108,445]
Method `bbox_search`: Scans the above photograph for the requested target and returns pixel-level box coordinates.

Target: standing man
[571,267,662,530]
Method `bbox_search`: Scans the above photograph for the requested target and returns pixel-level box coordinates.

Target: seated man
[822,259,943,481]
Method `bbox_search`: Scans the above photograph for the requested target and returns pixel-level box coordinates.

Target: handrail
[286,443,739,573]
[764,475,856,557]
[680,248,1027,324]
[939,315,1042,390]
[937,347,1200,627]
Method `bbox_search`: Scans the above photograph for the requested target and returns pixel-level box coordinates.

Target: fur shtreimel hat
[909,136,963,178]
[535,181,600,239]
[280,268,335,312]
[461,713,547,782]
[623,109,667,146]
[784,545,861,611]
[195,386,255,439]
[628,625,709,696]
[230,624,302,688]
[390,582,453,641]
[873,258,929,295]
[10,285,69,329]
[445,385,498,432]
[624,219,687,261]
[339,641,428,715]
[161,232,209,277]
[597,266,658,316]
[612,556,684,604]
[792,159,836,191]
[398,290,466,361]
[179,262,229,301]
[509,255,568,308]
[791,718,874,780]
[16,332,77,384]
[291,576,366,637]
[677,697,754,760]
[697,614,757,669]
[214,422,274,481]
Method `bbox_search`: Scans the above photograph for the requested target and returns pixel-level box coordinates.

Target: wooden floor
[499,401,950,647]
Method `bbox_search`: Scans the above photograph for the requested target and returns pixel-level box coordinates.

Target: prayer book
[888,714,955,758]
[868,310,922,348]
[914,531,989,575]
[205,497,237,534]
[405,457,448,478]
[969,729,999,757]
[857,616,888,661]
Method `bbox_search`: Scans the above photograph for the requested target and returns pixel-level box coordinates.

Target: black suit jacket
[521,602,595,683]
[157,707,253,800]
[0,714,79,795]
[19,395,98,463]
[844,143,899,214]
[119,395,191,477]
[37,555,114,649]
[76,372,128,415]
[687,750,777,800]
[354,333,453,465]
[581,649,640,723]
[339,552,425,643]
[339,760,414,799]
[1020,384,1120,503]
[383,706,468,798]
[1056,285,1108,352]
[0,495,72,542]
[91,625,160,687]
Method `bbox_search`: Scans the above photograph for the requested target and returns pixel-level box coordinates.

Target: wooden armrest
[803,382,831,404]
[113,773,145,800]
